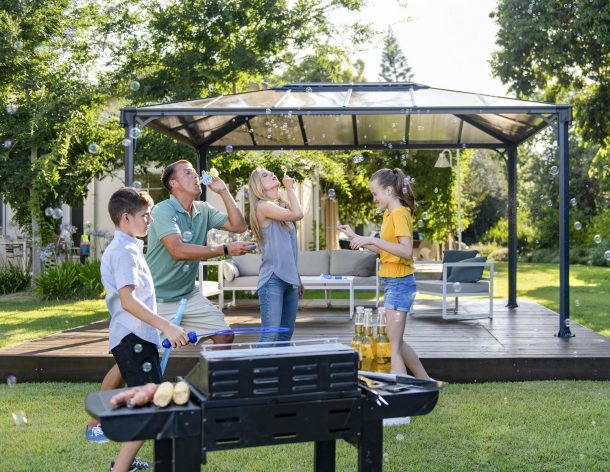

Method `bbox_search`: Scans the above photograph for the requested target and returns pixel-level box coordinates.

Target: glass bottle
[375,307,392,373]
[352,306,365,369]
[361,308,376,371]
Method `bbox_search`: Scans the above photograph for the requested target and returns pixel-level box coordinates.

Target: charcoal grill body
[86,344,439,471]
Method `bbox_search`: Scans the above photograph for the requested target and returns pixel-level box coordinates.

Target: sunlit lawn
[0,263,608,350]
[0,381,608,472]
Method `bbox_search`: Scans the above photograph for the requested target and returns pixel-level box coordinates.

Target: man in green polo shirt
[146,159,254,344]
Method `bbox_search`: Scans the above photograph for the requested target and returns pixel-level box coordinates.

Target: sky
[340,0,510,97]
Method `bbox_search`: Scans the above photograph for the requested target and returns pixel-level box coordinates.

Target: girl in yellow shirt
[338,168,429,379]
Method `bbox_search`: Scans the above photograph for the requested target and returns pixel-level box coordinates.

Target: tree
[379,27,413,82]
[490,0,610,152]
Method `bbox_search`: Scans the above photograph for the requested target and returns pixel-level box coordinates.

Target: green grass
[0,381,608,471]
[0,291,107,349]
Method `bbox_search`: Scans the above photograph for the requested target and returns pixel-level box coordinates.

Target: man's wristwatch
[223,244,229,256]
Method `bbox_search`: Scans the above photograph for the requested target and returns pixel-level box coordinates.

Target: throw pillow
[232,254,262,276]
[222,260,240,282]
[330,250,377,277]
[447,256,487,283]
[440,250,478,280]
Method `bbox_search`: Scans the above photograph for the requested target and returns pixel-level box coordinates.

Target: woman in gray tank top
[248,168,304,343]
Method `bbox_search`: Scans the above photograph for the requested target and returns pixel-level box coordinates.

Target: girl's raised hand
[282,175,296,189]
[337,224,357,239]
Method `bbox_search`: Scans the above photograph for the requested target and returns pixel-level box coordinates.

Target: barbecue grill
[86,339,440,471]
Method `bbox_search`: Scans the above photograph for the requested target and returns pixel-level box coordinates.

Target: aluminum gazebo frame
[120,82,573,337]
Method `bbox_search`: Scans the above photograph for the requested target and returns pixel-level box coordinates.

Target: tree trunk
[30,145,42,275]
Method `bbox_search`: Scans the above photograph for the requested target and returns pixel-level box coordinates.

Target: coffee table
[300,275,355,319]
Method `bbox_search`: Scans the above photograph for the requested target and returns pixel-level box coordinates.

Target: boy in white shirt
[100,188,189,472]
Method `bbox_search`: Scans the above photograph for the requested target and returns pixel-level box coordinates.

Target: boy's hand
[337,224,357,240]
[163,324,189,349]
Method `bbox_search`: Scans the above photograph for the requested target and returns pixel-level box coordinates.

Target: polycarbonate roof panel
[127,82,565,149]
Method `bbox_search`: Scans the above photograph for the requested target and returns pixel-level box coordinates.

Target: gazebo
[120,82,573,337]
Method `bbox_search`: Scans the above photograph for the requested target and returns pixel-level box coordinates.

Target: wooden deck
[1,298,609,383]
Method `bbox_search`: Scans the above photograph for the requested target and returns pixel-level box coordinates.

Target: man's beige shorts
[157,292,229,335]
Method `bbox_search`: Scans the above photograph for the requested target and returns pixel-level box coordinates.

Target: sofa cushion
[222,260,240,282]
[223,276,259,288]
[232,254,262,276]
[447,256,487,283]
[417,279,489,294]
[440,250,478,280]
[330,250,377,277]
[297,250,330,276]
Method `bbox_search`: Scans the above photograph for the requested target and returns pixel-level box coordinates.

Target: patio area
[1,298,608,383]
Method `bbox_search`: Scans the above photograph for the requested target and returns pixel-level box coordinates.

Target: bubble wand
[159,298,188,375]
[161,326,290,348]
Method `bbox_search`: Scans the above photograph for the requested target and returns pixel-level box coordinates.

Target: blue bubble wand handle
[160,297,188,375]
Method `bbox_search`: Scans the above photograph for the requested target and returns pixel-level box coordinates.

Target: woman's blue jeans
[258,273,298,343]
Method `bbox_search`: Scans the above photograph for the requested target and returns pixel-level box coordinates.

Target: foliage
[491,0,610,148]
[0,262,31,295]
[481,213,536,253]
[379,27,413,82]
[34,260,103,300]
[1,381,609,471]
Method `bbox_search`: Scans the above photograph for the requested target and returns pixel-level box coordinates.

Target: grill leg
[314,440,336,471]
[174,436,201,471]
[358,419,383,472]
[154,439,173,472]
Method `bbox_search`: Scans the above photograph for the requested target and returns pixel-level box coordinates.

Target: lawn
[0,381,608,472]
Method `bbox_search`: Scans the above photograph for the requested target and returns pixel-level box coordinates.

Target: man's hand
[337,224,357,240]
[206,177,229,194]
[282,175,296,189]
[227,241,258,256]
[162,324,189,349]
[298,282,304,299]
[350,235,375,250]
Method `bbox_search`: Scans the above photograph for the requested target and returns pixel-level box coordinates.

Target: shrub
[0,263,32,295]
[35,261,82,300]
[78,259,104,298]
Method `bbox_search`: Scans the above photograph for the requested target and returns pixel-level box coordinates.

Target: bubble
[591,420,596,427]
[387,143,393,149]
[122,138,131,147]
[604,250,610,261]
[574,221,582,230]
[6,103,18,114]
[142,362,152,373]
[13,40,22,50]
[575,299,580,307]
[265,108,271,114]
[328,188,336,200]
[434,187,438,193]
[547,199,553,206]
[182,264,190,272]
[384,453,389,462]
[6,375,16,387]
[564,318,571,328]
[133,344,143,354]
[248,128,254,134]
[402,186,408,194]
[593,234,602,244]
[225,144,233,152]
[353,154,364,164]
[129,80,141,91]
[88,143,99,154]
[453,282,462,293]
[376,208,382,214]
[305,86,312,93]
[52,208,63,220]
[570,198,577,207]
[579,453,584,460]
[3,139,12,148]
[417,219,423,228]
[44,207,53,217]
[129,128,141,139]
[440,216,445,222]
[182,231,193,242]
[12,411,28,426]
[549,165,559,176]
[422,211,428,220]
[396,433,405,441]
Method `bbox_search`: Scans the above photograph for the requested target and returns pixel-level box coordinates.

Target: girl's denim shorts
[381,274,416,313]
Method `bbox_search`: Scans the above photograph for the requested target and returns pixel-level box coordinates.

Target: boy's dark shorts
[111,333,162,387]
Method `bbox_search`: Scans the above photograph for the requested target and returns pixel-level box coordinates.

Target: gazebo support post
[120,107,137,187]
[506,146,518,309]
[557,108,574,337]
